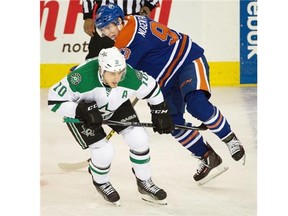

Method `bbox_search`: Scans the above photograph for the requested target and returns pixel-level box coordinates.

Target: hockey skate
[132,169,167,205]
[194,143,228,186]
[88,168,121,206]
[224,133,246,165]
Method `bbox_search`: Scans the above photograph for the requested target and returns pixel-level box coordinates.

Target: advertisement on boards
[40,0,172,63]
[240,0,257,84]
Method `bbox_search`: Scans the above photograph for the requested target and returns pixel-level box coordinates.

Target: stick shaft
[58,98,139,171]
[64,118,207,131]
[105,98,139,140]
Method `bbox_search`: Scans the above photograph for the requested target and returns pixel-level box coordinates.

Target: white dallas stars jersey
[48,57,163,120]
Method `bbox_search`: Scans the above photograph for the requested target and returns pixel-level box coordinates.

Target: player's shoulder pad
[67,59,101,92]
[118,64,143,90]
[126,64,143,81]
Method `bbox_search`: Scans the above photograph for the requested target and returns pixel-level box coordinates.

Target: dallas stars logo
[70,73,82,85]
[100,51,107,57]
[80,125,95,137]
[98,103,114,120]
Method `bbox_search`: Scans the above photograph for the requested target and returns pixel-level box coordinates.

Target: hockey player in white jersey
[48,47,174,205]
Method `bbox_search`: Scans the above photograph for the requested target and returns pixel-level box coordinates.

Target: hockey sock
[130,149,151,181]
[172,123,209,157]
[203,106,232,139]
[186,90,232,139]
[88,159,111,184]
[89,140,114,184]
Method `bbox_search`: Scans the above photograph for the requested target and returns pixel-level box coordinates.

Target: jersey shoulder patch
[135,69,144,81]
[118,65,142,90]
[67,60,101,93]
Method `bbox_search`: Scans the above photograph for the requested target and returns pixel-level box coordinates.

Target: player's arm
[48,73,103,129]
[135,70,174,134]
[82,0,96,36]
[47,78,80,118]
[140,0,159,17]
[134,70,162,104]
[82,0,95,19]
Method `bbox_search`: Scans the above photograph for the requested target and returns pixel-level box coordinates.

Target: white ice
[41,86,257,216]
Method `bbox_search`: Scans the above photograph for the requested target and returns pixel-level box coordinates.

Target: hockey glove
[76,101,103,130]
[150,101,174,134]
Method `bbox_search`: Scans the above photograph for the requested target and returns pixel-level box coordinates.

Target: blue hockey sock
[186,90,232,139]
[172,123,209,157]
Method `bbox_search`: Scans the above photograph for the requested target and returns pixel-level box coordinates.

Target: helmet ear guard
[95,3,124,30]
[98,47,127,82]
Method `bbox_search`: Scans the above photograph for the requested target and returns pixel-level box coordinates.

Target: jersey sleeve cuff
[83,12,93,20]
[144,2,157,11]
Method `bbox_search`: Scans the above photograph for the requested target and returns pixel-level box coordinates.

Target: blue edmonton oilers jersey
[115,15,204,90]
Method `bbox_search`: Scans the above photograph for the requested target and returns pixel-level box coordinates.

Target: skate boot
[193,143,228,186]
[136,177,167,205]
[132,169,167,205]
[88,168,120,206]
[223,133,246,165]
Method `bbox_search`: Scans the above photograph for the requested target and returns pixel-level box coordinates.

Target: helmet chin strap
[102,78,109,86]
[98,67,108,86]
[101,77,111,88]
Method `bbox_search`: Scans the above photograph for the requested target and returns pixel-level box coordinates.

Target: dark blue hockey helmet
[95,3,124,29]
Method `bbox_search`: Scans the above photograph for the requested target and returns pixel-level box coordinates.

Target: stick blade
[58,160,88,171]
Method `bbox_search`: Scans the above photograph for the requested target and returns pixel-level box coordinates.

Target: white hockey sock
[89,140,114,184]
[130,149,151,181]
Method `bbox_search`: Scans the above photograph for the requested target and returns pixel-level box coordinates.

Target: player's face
[100,20,121,40]
[102,69,125,88]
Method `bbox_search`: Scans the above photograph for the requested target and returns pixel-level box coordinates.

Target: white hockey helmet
[98,47,127,81]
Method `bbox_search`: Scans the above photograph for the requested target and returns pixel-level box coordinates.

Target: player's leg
[66,122,120,205]
[164,87,224,183]
[180,55,245,164]
[110,101,167,204]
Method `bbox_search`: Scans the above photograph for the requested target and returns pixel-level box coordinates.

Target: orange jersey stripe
[195,58,209,91]
[159,34,188,87]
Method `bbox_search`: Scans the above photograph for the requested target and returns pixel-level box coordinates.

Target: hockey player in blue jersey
[94,3,246,185]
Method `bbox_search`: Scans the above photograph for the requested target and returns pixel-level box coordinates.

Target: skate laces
[227,138,241,155]
[99,182,116,196]
[196,158,209,175]
[141,178,161,194]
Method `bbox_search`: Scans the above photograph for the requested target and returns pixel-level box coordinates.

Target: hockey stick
[63,118,208,131]
[58,99,208,171]
[58,120,207,171]
[104,98,139,140]
[58,98,139,171]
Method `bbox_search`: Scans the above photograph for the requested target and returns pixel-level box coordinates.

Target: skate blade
[197,164,229,186]
[141,195,168,205]
[112,201,121,206]
[240,154,246,166]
